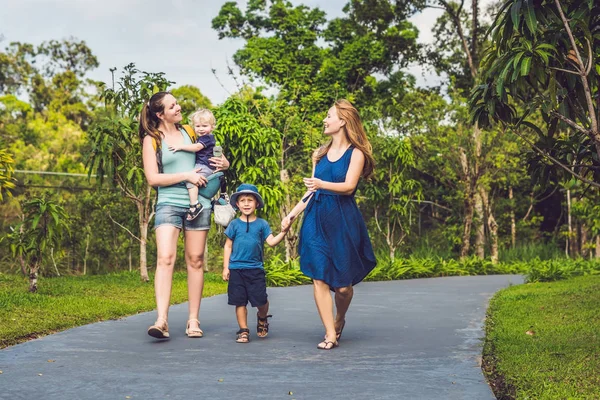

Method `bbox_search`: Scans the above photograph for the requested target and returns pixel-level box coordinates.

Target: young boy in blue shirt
[222,184,289,343]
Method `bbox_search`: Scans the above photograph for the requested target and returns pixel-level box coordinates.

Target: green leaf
[521,57,531,76]
[511,0,522,30]
[524,0,537,35]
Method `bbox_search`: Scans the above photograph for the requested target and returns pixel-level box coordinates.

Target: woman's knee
[157,254,176,269]
[313,279,330,290]
[186,253,205,270]
[336,286,353,296]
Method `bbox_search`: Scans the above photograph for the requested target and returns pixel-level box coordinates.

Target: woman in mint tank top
[139,91,230,339]
[282,99,376,350]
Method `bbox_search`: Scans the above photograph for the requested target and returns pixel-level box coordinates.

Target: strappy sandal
[186,203,204,221]
[147,318,169,339]
[236,328,250,343]
[257,313,272,338]
[185,319,204,338]
[317,339,338,350]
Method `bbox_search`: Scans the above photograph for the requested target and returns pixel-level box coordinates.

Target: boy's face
[193,119,214,136]
[236,194,258,216]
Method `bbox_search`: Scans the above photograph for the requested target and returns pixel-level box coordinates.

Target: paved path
[0,275,522,399]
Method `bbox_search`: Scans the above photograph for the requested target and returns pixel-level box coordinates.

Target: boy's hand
[222,267,230,281]
[168,144,181,152]
[281,215,294,231]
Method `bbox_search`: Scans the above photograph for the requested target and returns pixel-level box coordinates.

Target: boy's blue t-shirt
[195,133,216,168]
[224,218,272,270]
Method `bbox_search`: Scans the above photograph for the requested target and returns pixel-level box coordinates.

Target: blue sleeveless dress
[298,147,377,288]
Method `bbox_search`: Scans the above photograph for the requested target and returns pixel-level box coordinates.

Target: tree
[4,198,69,292]
[470,0,600,187]
[86,63,173,281]
[171,85,212,119]
[364,134,422,259]
[0,149,15,201]
[214,96,284,214]
[213,0,422,258]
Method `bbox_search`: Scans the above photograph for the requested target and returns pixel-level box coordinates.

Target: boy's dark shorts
[228,268,268,307]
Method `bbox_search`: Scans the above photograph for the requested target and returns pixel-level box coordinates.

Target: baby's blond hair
[189,108,216,127]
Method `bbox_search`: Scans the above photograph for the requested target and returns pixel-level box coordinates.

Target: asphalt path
[0,275,523,399]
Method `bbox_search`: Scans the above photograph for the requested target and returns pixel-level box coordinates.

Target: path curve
[0,275,523,399]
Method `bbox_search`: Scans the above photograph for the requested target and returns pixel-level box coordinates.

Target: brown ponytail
[138,91,172,147]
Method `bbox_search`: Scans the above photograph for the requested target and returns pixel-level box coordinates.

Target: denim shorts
[154,204,211,231]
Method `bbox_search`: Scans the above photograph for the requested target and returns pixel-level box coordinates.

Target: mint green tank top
[157,128,212,209]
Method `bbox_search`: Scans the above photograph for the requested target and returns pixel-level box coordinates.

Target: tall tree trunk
[29,262,39,293]
[50,247,60,276]
[460,192,475,258]
[129,242,133,272]
[83,233,89,275]
[474,192,485,259]
[137,188,152,282]
[509,186,516,248]
[480,188,499,264]
[580,224,589,259]
[280,170,298,261]
[566,189,572,257]
[596,235,600,259]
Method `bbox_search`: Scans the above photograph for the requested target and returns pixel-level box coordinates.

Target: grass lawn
[484,275,600,399]
[0,271,227,349]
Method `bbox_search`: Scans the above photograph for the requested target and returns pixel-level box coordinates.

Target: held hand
[209,155,229,172]
[281,217,291,232]
[222,268,230,281]
[168,144,180,152]
[281,215,295,232]
[303,177,323,192]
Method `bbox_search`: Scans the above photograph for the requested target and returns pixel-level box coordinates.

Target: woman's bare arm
[142,136,207,187]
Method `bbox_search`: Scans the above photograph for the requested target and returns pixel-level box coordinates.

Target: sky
[0,0,493,105]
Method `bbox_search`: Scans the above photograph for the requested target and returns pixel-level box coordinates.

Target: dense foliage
[1,1,599,285]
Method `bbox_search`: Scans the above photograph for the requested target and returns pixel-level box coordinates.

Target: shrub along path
[0,275,522,399]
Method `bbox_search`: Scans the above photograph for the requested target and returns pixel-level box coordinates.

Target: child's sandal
[236,328,250,343]
[186,203,204,221]
[257,313,272,338]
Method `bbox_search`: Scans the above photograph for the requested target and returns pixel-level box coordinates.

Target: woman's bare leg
[313,279,337,344]
[184,229,208,332]
[334,285,353,331]
[154,225,181,324]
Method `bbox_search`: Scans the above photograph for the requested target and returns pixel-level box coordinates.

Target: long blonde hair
[314,99,375,178]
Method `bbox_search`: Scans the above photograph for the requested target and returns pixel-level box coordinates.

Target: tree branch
[550,111,590,135]
[554,0,598,136]
[438,0,477,78]
[512,125,600,188]
[108,212,141,243]
[549,66,580,76]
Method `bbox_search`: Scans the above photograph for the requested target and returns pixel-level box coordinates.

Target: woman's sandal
[147,318,170,339]
[317,339,339,350]
[185,319,204,338]
[324,320,347,341]
[257,313,272,338]
[236,328,250,343]
[186,203,204,221]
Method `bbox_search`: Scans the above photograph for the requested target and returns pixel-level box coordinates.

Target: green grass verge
[0,271,227,349]
[483,275,600,399]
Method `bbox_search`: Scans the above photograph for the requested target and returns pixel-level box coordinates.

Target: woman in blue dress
[283,99,377,350]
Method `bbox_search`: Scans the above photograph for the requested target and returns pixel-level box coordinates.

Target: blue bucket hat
[230,183,265,210]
